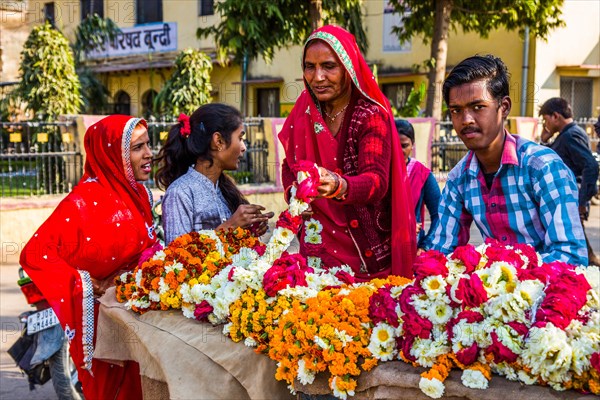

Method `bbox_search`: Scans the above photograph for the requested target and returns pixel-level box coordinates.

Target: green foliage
[16,22,82,120]
[394,82,426,118]
[73,13,121,61]
[73,14,121,114]
[389,0,565,44]
[197,0,367,64]
[154,49,213,118]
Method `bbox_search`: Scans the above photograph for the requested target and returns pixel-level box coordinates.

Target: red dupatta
[279,25,416,277]
[21,115,156,383]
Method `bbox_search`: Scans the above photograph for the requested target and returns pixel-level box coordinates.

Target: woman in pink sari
[279,25,416,280]
[396,119,441,251]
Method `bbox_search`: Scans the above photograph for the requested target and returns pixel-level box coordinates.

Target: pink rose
[403,311,433,339]
[513,243,539,269]
[397,336,417,362]
[252,244,266,257]
[485,331,518,363]
[484,244,524,269]
[451,244,481,274]
[228,267,236,282]
[413,250,448,282]
[455,343,479,366]
[507,321,528,336]
[455,275,488,309]
[262,253,313,297]
[292,161,320,201]
[194,300,213,321]
[399,285,425,315]
[138,242,164,266]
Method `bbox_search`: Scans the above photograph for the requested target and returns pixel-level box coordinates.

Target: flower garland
[116,161,600,399]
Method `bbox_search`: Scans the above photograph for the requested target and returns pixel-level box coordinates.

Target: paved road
[0,203,598,399]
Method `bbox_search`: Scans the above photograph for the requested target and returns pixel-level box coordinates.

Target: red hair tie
[178,113,191,138]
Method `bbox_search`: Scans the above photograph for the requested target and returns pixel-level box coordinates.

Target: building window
[43,2,55,26]
[141,89,158,119]
[256,88,280,117]
[137,0,162,24]
[199,0,214,16]
[382,82,414,110]
[382,1,411,52]
[81,0,104,19]
[560,77,593,119]
[114,91,131,116]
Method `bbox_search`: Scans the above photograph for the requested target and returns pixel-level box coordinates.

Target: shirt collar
[465,130,518,176]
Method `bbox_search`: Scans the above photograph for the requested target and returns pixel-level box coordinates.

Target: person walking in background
[396,119,441,251]
[539,98,600,266]
[424,55,588,266]
[278,25,416,280]
[155,103,274,244]
[20,115,158,399]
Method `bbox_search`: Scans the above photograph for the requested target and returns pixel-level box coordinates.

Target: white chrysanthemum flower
[411,336,450,368]
[305,233,322,245]
[476,262,518,297]
[492,361,519,381]
[289,197,310,216]
[151,250,166,260]
[157,277,170,295]
[181,303,195,319]
[418,377,445,399]
[119,272,130,283]
[179,283,192,303]
[484,291,531,324]
[517,370,538,385]
[244,337,257,347]
[369,323,396,347]
[148,290,160,302]
[421,275,448,298]
[190,283,214,303]
[278,286,318,302]
[207,313,221,325]
[521,324,572,383]
[297,359,316,385]
[163,261,183,274]
[314,336,328,350]
[230,247,259,268]
[429,301,454,325]
[570,336,596,375]
[307,256,323,269]
[368,341,396,361]
[446,259,466,281]
[451,320,480,350]
[330,376,355,400]
[222,322,232,336]
[134,268,143,286]
[517,279,545,307]
[461,369,489,389]
[305,218,323,234]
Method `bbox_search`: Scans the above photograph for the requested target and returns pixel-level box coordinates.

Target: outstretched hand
[226,204,274,236]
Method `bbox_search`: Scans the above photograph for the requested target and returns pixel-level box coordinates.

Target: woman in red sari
[20,115,157,400]
[279,25,416,280]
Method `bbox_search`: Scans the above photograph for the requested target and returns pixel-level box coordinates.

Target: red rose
[485,331,518,363]
[447,310,483,341]
[369,285,399,327]
[455,275,488,309]
[513,243,539,269]
[334,269,355,285]
[399,285,425,315]
[275,210,303,234]
[194,300,213,321]
[292,161,320,201]
[591,353,600,374]
[455,343,479,366]
[507,321,528,336]
[403,311,433,339]
[413,250,448,282]
[451,244,481,274]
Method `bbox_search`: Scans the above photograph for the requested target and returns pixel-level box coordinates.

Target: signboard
[87,22,178,58]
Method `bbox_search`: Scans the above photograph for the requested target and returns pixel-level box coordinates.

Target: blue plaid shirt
[425,133,588,266]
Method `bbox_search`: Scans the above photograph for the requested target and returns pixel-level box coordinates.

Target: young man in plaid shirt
[424,55,588,266]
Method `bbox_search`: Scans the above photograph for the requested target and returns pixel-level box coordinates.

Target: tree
[388,0,565,121]
[198,0,367,65]
[73,14,121,114]
[154,49,213,118]
[15,22,82,119]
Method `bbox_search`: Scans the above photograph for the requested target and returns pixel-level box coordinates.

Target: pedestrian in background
[539,98,600,266]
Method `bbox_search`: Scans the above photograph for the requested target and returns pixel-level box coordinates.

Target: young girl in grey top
[155,103,273,244]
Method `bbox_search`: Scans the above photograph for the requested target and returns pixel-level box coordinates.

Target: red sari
[279,25,416,278]
[20,115,157,400]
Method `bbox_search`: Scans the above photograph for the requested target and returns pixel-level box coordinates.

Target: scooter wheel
[48,338,84,400]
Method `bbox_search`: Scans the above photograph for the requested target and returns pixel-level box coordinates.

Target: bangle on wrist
[334,175,348,201]
[325,172,343,199]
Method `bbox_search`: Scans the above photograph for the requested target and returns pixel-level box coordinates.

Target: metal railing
[0,119,82,197]
[144,117,270,189]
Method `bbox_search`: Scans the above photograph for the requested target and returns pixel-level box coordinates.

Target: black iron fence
[0,119,82,197]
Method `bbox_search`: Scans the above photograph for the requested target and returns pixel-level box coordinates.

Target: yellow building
[2,0,598,119]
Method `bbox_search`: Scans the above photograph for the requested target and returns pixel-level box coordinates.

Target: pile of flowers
[115,161,600,399]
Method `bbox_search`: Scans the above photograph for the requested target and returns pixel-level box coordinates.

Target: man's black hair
[538,97,573,119]
[442,54,510,105]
